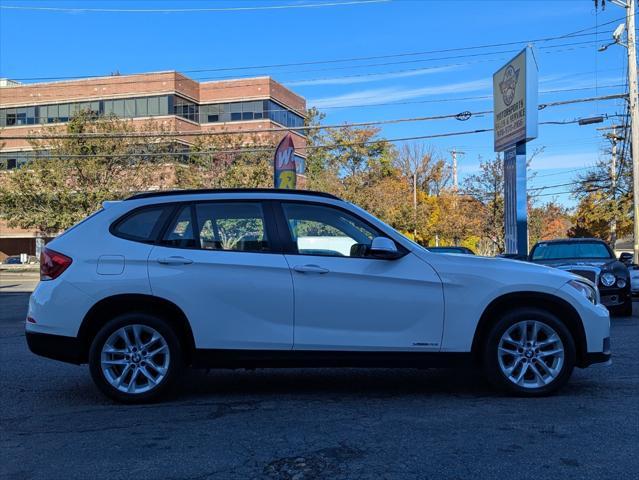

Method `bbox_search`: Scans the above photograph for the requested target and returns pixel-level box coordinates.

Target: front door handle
[293,264,329,274]
[157,256,193,265]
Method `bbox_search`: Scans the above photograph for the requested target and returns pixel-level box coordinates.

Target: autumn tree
[463,154,505,255]
[529,201,571,245]
[569,154,632,246]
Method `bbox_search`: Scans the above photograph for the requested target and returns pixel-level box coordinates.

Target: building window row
[1,96,306,130]
[1,145,307,173]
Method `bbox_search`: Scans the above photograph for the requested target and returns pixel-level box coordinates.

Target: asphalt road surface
[1,275,638,480]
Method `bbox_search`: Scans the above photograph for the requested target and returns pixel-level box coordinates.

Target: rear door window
[162,205,196,248]
[195,202,270,252]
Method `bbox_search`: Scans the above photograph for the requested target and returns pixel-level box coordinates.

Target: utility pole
[450,149,465,192]
[627,0,639,263]
[597,0,639,262]
[450,149,465,246]
[598,125,624,248]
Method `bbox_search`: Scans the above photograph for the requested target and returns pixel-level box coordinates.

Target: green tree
[0,112,175,234]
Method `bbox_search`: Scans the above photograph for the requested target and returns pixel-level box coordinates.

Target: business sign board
[493,47,538,152]
[273,133,296,189]
[494,47,537,256]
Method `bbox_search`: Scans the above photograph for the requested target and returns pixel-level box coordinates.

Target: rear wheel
[89,313,183,403]
[483,308,576,396]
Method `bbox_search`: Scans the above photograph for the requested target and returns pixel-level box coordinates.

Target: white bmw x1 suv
[27,189,611,402]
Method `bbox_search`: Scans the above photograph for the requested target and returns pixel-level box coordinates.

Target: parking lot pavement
[1,283,638,480]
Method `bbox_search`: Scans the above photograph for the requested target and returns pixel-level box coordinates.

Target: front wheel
[483,308,576,396]
[89,313,183,403]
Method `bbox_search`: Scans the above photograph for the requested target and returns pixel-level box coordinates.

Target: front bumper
[580,336,611,367]
[26,331,84,365]
[599,286,631,307]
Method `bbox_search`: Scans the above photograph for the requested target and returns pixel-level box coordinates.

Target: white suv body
[26,189,611,402]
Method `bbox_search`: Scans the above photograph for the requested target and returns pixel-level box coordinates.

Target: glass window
[148,96,160,116]
[125,99,135,117]
[5,109,16,126]
[113,99,125,117]
[531,242,614,261]
[70,103,82,116]
[230,102,242,121]
[15,108,27,125]
[26,107,36,125]
[0,109,6,126]
[281,203,381,258]
[112,206,167,243]
[103,100,114,116]
[161,95,171,116]
[58,104,69,122]
[136,98,148,117]
[47,104,58,123]
[220,103,231,122]
[162,205,196,248]
[195,202,269,252]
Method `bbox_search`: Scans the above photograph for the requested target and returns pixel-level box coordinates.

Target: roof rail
[126,188,342,201]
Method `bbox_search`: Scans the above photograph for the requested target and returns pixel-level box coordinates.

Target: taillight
[40,248,72,281]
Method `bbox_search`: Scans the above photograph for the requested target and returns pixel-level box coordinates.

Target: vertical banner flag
[274,133,296,189]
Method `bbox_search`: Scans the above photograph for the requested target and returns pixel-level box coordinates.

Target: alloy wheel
[100,324,170,394]
[497,320,565,389]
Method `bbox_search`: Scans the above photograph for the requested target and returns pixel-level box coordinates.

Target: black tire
[482,307,576,397]
[89,313,183,403]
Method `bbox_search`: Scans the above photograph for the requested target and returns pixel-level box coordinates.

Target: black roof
[126,188,341,201]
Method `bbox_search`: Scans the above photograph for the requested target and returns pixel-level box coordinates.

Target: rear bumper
[26,331,84,365]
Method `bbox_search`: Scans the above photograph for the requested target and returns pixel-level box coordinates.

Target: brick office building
[0,71,307,258]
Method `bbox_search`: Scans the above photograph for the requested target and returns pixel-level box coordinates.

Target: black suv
[530,238,632,316]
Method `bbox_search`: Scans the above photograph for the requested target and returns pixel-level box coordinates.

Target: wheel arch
[78,294,195,365]
[471,291,588,367]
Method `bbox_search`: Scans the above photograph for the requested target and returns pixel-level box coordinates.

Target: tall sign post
[493,46,538,256]
[273,133,297,189]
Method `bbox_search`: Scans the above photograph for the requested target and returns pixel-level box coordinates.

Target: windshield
[531,242,613,261]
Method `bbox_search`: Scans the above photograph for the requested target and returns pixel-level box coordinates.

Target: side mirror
[619,252,633,266]
[369,237,401,259]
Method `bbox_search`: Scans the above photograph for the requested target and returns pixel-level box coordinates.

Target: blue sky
[0,0,630,207]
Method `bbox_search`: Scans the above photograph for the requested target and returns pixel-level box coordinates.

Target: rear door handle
[293,264,329,274]
[157,256,193,265]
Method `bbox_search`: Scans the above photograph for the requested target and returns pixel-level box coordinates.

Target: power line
[1,92,627,141]
[2,115,627,161]
[0,0,390,14]
[5,28,613,83]
[1,40,612,98]
[0,110,493,140]
[317,84,625,110]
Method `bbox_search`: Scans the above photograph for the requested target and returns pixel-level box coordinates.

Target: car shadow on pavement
[173,366,599,402]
